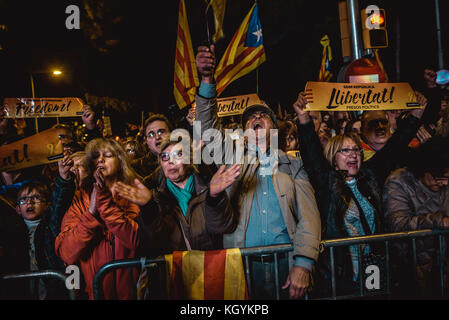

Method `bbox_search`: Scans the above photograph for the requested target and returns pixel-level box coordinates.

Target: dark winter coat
[297,114,422,293]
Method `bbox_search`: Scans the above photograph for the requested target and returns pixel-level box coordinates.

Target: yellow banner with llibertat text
[304,82,423,111]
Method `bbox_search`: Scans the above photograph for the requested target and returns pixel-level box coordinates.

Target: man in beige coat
[194,45,321,299]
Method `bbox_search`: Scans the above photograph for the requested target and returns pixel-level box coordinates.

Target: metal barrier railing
[91,229,449,300]
[320,228,449,300]
[1,270,76,300]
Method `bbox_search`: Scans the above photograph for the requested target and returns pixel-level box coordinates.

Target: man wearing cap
[194,45,321,299]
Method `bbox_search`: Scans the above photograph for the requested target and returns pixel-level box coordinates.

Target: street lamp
[29,69,64,132]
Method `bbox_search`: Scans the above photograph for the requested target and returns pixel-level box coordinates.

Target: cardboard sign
[2,97,84,118]
[0,127,65,172]
[304,82,423,111]
[192,93,261,117]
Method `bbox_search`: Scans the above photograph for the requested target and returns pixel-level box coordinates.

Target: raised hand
[58,154,74,181]
[186,106,196,126]
[82,104,96,130]
[424,69,437,89]
[292,91,311,124]
[113,179,152,206]
[410,91,428,119]
[196,45,216,84]
[416,124,434,144]
[209,164,241,197]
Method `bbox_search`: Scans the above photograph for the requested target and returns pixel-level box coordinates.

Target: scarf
[166,174,194,216]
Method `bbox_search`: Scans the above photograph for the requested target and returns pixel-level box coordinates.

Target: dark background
[0,0,448,127]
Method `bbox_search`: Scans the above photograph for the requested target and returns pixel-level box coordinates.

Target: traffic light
[361,6,388,49]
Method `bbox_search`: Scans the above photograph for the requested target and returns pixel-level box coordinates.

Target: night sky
[0,0,448,126]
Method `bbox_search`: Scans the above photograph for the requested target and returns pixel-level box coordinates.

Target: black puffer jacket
[297,114,422,293]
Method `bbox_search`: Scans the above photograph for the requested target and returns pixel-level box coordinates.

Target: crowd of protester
[0,47,449,300]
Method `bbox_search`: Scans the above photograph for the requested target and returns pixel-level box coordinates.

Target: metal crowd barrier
[1,270,76,300]
[91,229,449,300]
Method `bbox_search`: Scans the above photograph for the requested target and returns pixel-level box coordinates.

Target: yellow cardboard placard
[2,97,84,118]
[0,128,66,172]
[304,82,422,111]
[192,93,261,117]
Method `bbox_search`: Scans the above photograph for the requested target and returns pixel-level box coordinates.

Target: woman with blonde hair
[55,138,141,300]
[293,91,429,295]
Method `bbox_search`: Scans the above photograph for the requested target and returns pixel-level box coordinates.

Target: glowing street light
[52,70,62,76]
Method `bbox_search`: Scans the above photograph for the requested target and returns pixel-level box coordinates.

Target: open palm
[209,164,241,197]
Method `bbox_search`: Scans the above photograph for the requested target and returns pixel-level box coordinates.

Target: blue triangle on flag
[245,4,263,47]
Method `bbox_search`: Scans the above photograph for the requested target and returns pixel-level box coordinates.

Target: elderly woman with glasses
[293,91,430,295]
[113,137,240,258]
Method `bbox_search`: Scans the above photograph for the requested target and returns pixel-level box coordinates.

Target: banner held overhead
[2,97,84,118]
[304,82,423,111]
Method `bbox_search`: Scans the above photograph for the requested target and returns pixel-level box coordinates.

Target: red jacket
[55,188,140,299]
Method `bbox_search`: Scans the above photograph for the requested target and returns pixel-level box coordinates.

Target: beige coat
[195,94,321,264]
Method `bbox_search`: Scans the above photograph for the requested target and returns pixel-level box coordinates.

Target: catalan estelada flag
[318,35,333,82]
[215,2,266,96]
[174,0,200,109]
[164,248,248,300]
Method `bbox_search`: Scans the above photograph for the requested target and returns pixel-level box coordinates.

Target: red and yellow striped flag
[164,248,248,300]
[318,35,333,82]
[174,0,199,109]
[215,2,266,97]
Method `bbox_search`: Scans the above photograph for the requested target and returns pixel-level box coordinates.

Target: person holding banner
[293,90,429,296]
[55,138,141,300]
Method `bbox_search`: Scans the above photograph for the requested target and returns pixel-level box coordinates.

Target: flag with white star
[245,4,263,47]
[215,2,266,96]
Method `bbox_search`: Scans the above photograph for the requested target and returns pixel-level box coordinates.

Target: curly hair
[84,138,139,189]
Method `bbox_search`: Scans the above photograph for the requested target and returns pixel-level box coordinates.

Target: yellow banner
[192,93,261,117]
[2,97,84,118]
[304,82,423,111]
[0,128,65,172]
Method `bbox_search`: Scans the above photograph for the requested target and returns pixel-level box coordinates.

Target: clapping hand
[113,179,152,206]
[209,164,241,197]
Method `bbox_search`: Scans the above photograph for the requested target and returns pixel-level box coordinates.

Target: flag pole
[255,0,260,95]
[205,2,212,46]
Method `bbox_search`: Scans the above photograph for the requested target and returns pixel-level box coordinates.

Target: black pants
[248,254,290,300]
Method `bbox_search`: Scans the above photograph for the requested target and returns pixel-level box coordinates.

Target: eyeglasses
[248,111,270,120]
[337,147,363,156]
[367,118,389,129]
[160,150,184,162]
[146,129,168,139]
[17,196,45,205]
